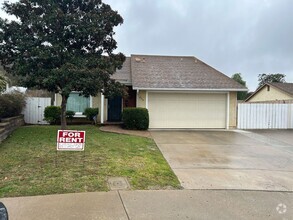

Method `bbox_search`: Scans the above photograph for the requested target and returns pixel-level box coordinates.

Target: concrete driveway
[151,130,293,191]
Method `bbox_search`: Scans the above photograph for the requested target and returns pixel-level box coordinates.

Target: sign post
[56,130,86,167]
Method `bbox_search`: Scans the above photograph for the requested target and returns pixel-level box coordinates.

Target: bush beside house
[0,92,26,121]
[44,106,75,125]
[83,107,99,123]
[122,108,149,130]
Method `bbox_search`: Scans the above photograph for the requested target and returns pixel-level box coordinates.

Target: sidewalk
[1,190,292,220]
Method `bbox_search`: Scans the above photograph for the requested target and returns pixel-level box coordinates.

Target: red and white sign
[57,130,85,151]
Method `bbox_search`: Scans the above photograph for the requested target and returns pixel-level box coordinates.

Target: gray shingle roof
[113,55,247,91]
[111,57,132,85]
[269,82,293,96]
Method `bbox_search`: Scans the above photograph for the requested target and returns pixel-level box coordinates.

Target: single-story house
[55,54,247,129]
[245,82,293,103]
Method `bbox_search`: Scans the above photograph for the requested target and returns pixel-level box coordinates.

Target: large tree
[0,0,126,129]
[258,73,286,87]
[231,73,248,100]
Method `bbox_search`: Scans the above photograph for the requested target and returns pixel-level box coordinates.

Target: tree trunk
[61,94,68,130]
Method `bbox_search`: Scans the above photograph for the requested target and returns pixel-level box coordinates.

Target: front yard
[0,125,180,198]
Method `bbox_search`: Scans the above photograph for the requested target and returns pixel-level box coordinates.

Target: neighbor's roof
[114,55,247,91]
[269,82,293,96]
[245,82,293,101]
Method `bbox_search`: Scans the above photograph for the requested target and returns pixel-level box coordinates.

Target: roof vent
[194,58,197,63]
[142,57,146,63]
[135,58,141,62]
[180,58,183,61]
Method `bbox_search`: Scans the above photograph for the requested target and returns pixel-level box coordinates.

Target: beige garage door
[148,93,227,129]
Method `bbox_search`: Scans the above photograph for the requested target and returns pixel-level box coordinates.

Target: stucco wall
[248,85,293,102]
[55,93,62,106]
[137,90,147,108]
[229,92,237,128]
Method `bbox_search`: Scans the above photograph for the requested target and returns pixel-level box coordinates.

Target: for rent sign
[57,130,85,151]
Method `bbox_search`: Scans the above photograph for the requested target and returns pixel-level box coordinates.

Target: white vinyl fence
[237,103,293,129]
[23,97,51,124]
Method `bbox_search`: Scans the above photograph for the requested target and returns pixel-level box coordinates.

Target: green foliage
[44,106,75,124]
[122,108,149,130]
[66,110,75,122]
[0,0,126,128]
[258,73,286,87]
[83,107,99,121]
[0,125,180,197]
[231,73,248,100]
[0,72,9,93]
[44,106,61,125]
[0,92,26,119]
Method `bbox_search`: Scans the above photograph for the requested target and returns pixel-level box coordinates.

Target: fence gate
[23,97,51,124]
[237,103,293,129]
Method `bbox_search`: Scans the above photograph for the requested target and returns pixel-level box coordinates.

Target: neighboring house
[55,54,247,129]
[245,82,293,103]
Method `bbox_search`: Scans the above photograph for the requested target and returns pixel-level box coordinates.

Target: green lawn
[0,125,180,198]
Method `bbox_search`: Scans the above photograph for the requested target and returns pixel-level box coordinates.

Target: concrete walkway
[1,190,292,220]
[99,125,152,138]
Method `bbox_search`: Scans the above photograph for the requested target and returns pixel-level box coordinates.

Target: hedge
[122,107,149,130]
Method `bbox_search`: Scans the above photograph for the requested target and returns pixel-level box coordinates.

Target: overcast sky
[1,0,292,91]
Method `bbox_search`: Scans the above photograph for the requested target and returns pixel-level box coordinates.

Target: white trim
[54,93,57,106]
[145,91,148,108]
[133,87,248,92]
[101,93,104,124]
[147,90,227,94]
[226,92,230,129]
[90,96,93,108]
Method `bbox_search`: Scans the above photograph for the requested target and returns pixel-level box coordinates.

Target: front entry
[107,96,122,122]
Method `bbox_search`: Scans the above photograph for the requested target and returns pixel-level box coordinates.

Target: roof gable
[269,82,293,96]
[245,82,293,102]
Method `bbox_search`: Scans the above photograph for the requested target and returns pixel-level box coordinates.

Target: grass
[0,125,180,198]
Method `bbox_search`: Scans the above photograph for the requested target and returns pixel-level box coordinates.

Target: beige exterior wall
[55,93,62,106]
[229,92,237,128]
[248,85,293,102]
[137,90,147,108]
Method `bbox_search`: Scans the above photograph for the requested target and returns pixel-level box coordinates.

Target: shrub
[83,107,99,122]
[44,106,75,124]
[0,92,26,119]
[66,110,75,122]
[44,106,61,125]
[122,107,149,130]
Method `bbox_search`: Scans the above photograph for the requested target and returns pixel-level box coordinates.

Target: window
[66,92,90,113]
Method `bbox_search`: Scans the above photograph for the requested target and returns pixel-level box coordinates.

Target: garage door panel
[148,93,227,129]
